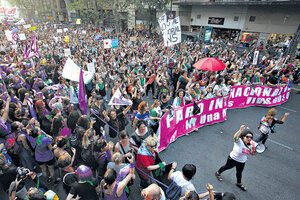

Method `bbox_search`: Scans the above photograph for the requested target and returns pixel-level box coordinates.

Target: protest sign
[18,33,26,40]
[64,48,71,57]
[29,26,36,31]
[23,24,31,29]
[62,58,94,84]
[76,18,81,25]
[5,30,13,41]
[64,28,68,32]
[57,29,63,33]
[65,36,70,43]
[95,34,102,41]
[164,16,181,46]
[158,13,167,34]
[112,39,119,48]
[108,88,132,106]
[252,50,259,65]
[104,39,112,49]
[158,85,290,152]
[87,62,95,73]
[129,36,137,42]
[82,30,86,34]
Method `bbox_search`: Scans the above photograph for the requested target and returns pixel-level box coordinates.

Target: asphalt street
[1,86,299,200]
[157,87,300,200]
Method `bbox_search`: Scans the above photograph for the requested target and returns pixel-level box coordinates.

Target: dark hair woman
[215,125,255,191]
[94,138,114,179]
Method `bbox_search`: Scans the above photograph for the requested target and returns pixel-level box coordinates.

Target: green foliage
[70,0,113,24]
[120,0,169,26]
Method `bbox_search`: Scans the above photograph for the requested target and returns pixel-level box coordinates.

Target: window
[249,16,256,22]
[191,18,194,22]
[197,14,201,19]
[234,16,239,21]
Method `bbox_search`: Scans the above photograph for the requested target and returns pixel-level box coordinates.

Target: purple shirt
[35,136,54,162]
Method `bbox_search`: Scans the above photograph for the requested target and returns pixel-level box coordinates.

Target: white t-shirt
[229,138,251,163]
[170,171,196,196]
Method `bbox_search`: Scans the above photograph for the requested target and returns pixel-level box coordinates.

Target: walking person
[255,108,289,147]
[215,125,254,191]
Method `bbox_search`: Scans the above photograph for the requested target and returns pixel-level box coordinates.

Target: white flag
[62,58,94,84]
[108,88,132,106]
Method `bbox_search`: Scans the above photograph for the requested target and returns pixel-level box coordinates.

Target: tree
[121,0,169,28]
[70,0,113,25]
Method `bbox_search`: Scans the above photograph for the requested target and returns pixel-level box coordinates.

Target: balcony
[174,0,300,6]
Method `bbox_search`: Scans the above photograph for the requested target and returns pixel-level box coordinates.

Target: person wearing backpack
[168,163,211,199]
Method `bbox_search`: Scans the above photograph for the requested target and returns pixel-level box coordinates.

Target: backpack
[166,181,182,200]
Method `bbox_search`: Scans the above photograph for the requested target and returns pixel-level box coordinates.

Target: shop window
[197,14,201,19]
[249,16,256,22]
[234,16,239,21]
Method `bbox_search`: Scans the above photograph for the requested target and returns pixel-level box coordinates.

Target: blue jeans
[255,133,269,145]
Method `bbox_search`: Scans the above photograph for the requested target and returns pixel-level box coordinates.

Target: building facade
[173,0,300,45]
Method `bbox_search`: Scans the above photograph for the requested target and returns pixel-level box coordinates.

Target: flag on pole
[79,68,87,115]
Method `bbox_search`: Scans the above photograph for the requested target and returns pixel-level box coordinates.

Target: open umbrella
[193,57,226,71]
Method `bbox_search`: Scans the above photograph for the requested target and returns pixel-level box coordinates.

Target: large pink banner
[158,97,228,151]
[158,85,290,151]
[228,85,291,109]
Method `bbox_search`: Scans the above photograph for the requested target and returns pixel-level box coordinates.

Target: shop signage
[208,17,224,25]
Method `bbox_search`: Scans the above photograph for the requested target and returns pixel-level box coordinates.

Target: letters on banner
[108,88,132,106]
[158,14,181,47]
[158,85,291,152]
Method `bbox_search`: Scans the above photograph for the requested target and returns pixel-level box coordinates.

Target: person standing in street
[255,108,289,147]
[215,125,254,191]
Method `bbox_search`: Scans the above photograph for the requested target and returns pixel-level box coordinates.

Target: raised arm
[233,125,246,142]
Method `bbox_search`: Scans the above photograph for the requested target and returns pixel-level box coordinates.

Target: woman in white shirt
[172,89,192,108]
[215,125,254,191]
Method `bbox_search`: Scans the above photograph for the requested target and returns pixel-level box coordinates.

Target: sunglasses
[246,136,253,139]
[150,145,156,148]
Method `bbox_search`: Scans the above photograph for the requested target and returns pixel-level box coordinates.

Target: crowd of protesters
[0,22,299,200]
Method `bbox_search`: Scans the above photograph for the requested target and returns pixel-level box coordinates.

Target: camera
[16,167,29,180]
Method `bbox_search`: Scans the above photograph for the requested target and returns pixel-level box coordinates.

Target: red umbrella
[193,57,226,71]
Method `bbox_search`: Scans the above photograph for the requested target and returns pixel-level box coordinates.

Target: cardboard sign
[29,26,36,31]
[64,28,68,32]
[18,33,26,40]
[104,39,112,49]
[76,18,81,25]
[130,36,137,41]
[57,29,63,33]
[64,48,71,57]
[23,24,31,29]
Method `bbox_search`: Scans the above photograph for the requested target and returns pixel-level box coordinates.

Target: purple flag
[79,68,87,115]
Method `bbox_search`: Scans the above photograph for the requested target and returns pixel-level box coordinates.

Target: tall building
[172,0,300,46]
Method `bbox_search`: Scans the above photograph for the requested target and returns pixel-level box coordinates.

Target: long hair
[103,168,117,189]
[239,129,253,140]
[67,111,82,131]
[82,128,94,149]
[150,100,160,110]
[77,115,90,130]
[138,101,148,114]
[266,108,277,121]
[35,100,44,116]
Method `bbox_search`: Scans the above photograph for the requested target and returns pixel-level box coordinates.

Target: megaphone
[250,140,266,154]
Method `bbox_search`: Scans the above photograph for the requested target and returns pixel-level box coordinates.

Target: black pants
[255,133,269,145]
[146,83,155,96]
[218,156,245,184]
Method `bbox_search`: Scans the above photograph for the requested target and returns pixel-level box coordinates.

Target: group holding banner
[157,85,291,151]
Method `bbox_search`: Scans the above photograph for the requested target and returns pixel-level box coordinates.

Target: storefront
[240,32,260,46]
